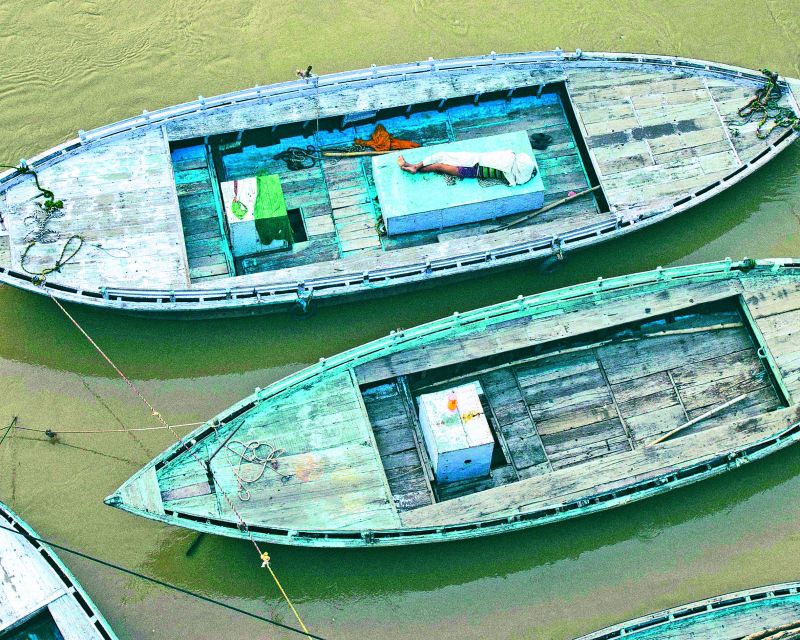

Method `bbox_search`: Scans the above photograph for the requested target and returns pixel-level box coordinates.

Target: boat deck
[147,370,402,531]
[361,299,782,508]
[568,68,774,217]
[2,127,189,290]
[202,90,593,279]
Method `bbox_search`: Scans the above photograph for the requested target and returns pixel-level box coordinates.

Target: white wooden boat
[0,501,117,639]
[575,581,800,639]
[108,259,800,547]
[0,51,797,317]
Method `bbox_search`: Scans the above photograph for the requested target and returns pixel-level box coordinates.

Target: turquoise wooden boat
[0,501,118,639]
[575,581,800,639]
[0,51,798,317]
[108,258,800,547]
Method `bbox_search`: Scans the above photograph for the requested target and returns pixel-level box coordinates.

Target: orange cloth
[354,124,420,152]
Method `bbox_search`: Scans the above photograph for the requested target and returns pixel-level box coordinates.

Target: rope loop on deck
[225,439,292,501]
[737,68,800,139]
[1,162,87,283]
[21,234,83,283]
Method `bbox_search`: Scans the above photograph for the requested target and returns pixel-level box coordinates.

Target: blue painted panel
[372,131,544,235]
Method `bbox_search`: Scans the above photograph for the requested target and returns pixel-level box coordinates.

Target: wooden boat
[574,580,800,639]
[0,501,117,639]
[1,51,798,317]
[107,258,800,547]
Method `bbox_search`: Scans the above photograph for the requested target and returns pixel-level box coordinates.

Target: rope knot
[260,551,271,567]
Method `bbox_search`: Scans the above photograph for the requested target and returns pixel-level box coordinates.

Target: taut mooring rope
[0,522,328,640]
[45,293,313,639]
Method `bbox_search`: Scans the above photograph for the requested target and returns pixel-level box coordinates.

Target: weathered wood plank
[400,404,800,527]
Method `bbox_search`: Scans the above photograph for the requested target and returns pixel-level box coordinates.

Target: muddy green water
[1,2,800,638]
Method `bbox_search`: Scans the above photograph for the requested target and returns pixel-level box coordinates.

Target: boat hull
[108,259,800,547]
[2,51,798,317]
[108,417,800,547]
[0,502,118,638]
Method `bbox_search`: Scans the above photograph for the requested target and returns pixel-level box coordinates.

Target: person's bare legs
[397,155,460,177]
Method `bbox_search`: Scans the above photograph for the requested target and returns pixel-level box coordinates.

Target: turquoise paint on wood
[575,582,800,640]
[372,131,544,235]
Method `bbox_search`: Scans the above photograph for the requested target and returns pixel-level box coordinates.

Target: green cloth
[253,174,293,246]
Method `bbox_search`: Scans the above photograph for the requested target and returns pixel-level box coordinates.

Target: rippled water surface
[1,2,800,638]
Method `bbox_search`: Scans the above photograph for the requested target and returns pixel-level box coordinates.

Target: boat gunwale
[573,581,800,640]
[106,259,800,547]
[0,502,119,639]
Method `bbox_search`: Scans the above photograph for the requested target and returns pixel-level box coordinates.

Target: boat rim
[574,580,800,639]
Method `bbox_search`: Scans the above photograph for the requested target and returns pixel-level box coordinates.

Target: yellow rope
[266,562,312,637]
[45,293,313,639]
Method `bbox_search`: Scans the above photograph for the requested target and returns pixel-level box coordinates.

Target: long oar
[647,394,748,447]
[491,185,601,232]
[321,150,389,157]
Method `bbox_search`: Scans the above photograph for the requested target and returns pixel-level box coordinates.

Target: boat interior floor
[361,297,785,512]
[171,88,599,282]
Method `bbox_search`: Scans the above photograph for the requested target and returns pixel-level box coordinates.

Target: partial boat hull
[0,501,118,639]
[574,581,800,639]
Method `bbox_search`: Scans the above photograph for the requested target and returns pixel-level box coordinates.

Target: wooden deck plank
[356,278,745,385]
[361,381,433,513]
[596,327,753,384]
[399,403,800,527]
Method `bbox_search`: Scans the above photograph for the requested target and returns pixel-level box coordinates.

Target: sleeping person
[397,150,536,186]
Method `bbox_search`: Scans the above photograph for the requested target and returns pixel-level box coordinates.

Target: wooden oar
[646,393,748,447]
[321,150,390,157]
[491,185,601,232]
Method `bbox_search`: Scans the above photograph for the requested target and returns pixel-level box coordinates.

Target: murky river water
[1,2,800,638]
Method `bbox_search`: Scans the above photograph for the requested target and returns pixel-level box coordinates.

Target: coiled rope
[45,292,313,639]
[737,69,800,139]
[225,440,293,501]
[1,163,84,282]
[21,234,83,283]
[274,146,320,170]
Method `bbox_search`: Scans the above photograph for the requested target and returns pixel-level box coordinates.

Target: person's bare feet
[397,155,420,173]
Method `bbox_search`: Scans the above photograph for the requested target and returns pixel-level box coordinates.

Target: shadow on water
[138,441,800,602]
[0,143,797,382]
